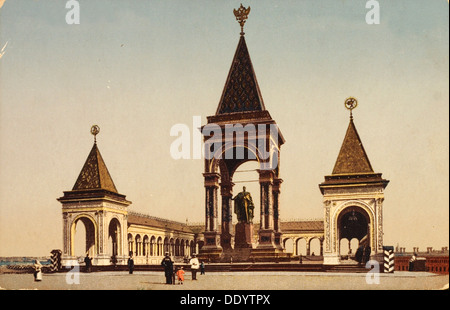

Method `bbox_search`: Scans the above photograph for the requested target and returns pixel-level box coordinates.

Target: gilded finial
[90,125,100,143]
[234,4,251,36]
[345,97,358,120]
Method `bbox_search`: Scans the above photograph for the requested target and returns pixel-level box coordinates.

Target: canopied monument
[319,98,389,265]
[200,4,286,261]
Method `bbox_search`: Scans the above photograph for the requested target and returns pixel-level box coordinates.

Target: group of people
[33,252,206,283]
[161,252,205,285]
[126,251,206,284]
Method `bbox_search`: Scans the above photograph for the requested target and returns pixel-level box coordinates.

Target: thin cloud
[0,41,8,59]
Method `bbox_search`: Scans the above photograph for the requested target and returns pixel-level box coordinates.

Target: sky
[0,0,448,257]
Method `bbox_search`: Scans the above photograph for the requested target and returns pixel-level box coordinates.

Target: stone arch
[170,238,175,256]
[309,238,321,256]
[334,201,374,256]
[71,214,98,257]
[108,217,121,258]
[283,238,294,254]
[163,237,169,255]
[204,137,282,253]
[180,239,185,257]
[135,234,142,256]
[350,238,360,255]
[175,239,180,256]
[157,236,163,256]
[208,141,263,176]
[296,238,307,256]
[150,236,156,256]
[143,235,149,257]
[127,233,134,255]
[340,238,350,256]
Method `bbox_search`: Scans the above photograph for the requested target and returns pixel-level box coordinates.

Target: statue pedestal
[199,231,223,260]
[234,222,254,249]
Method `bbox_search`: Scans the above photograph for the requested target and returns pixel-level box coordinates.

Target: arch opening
[72,216,96,258]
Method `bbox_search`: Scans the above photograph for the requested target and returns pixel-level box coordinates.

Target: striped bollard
[50,249,62,272]
[383,246,394,273]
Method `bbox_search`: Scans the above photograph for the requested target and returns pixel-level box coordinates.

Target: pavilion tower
[319,98,389,265]
[57,126,131,267]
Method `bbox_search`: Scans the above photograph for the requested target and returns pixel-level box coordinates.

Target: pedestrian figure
[84,253,92,273]
[128,251,134,274]
[176,266,185,284]
[355,245,364,265]
[172,265,176,285]
[111,255,118,267]
[189,254,199,280]
[161,252,174,284]
[200,261,205,275]
[409,253,417,271]
[33,259,43,282]
[299,254,303,264]
[362,245,371,264]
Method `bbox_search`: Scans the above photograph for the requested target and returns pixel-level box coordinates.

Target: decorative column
[319,238,324,256]
[62,212,70,259]
[200,173,223,257]
[220,182,234,251]
[273,178,283,250]
[95,210,110,265]
[322,200,339,264]
[256,169,276,249]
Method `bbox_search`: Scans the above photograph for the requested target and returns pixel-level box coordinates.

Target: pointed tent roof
[72,143,118,193]
[215,35,266,115]
[332,118,374,175]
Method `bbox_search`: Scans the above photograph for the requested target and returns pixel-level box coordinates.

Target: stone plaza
[0,268,448,291]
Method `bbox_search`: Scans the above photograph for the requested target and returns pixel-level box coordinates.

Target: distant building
[394,247,449,274]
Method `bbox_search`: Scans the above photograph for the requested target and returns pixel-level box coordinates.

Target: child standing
[176,266,185,285]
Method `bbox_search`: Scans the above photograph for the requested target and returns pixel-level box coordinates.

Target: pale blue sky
[0,0,448,256]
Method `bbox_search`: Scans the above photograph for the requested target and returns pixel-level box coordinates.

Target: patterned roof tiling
[332,119,374,175]
[216,36,265,115]
[127,212,194,233]
[280,221,324,232]
[72,143,118,193]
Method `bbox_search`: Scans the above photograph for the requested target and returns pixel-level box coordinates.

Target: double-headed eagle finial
[234,4,251,36]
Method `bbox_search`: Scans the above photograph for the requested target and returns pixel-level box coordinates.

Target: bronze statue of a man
[232,186,255,224]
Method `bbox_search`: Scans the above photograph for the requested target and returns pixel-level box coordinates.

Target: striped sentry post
[383,246,395,273]
[50,249,62,272]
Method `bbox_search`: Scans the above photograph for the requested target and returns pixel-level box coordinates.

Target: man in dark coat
[363,246,371,264]
[161,252,174,284]
[84,253,92,273]
[128,251,134,274]
[355,245,364,265]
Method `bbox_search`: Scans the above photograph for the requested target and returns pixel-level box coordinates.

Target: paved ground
[0,270,448,291]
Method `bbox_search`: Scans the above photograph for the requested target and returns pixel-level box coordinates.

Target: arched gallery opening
[72,216,96,258]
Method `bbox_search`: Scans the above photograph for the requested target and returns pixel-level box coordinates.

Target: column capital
[258,169,274,183]
[220,182,235,197]
[203,172,220,187]
[272,178,283,192]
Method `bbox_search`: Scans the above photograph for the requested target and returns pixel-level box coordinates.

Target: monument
[200,4,286,261]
